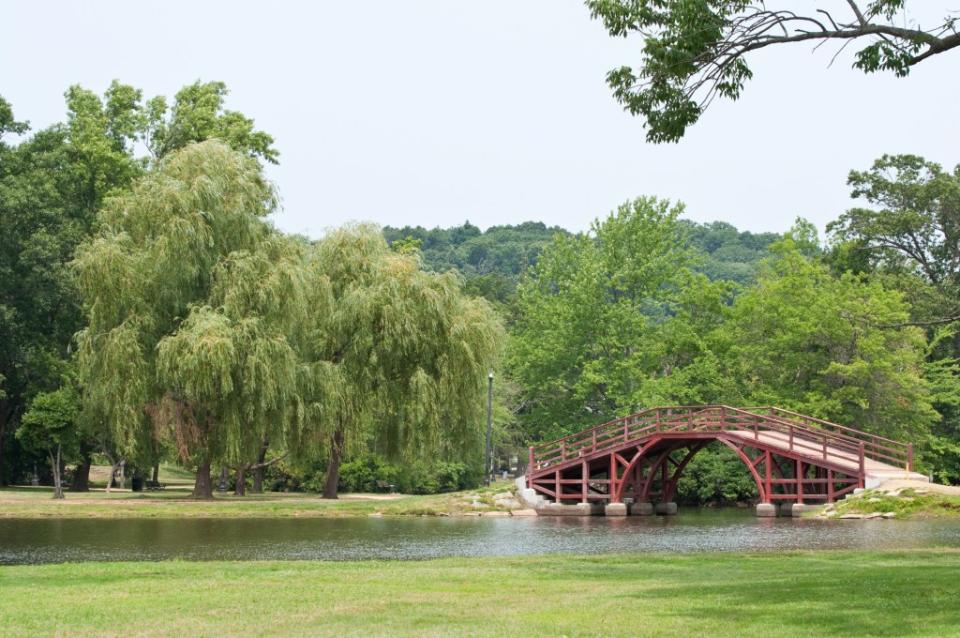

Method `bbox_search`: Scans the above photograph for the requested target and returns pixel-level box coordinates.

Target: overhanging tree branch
[588,1,960,142]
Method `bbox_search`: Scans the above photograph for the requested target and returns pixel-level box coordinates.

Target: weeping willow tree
[293,224,503,498]
[74,140,307,497]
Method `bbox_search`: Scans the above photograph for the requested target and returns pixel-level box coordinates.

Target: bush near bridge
[262,456,479,496]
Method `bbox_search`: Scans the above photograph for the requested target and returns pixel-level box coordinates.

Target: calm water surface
[2,508,959,564]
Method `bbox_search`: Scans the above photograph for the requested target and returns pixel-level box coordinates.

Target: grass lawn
[0,478,520,519]
[1,550,959,637]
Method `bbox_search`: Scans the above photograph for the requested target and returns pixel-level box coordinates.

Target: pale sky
[3,1,958,238]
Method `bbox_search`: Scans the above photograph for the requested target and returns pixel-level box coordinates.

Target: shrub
[337,457,402,493]
[264,460,308,492]
[675,443,759,505]
[261,454,481,495]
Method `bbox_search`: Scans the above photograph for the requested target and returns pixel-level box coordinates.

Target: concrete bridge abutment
[604,502,628,516]
[755,503,776,517]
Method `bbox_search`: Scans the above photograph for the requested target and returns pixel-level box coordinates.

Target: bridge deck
[726,430,925,482]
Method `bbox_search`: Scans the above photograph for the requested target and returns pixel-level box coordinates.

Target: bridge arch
[715,436,767,503]
[613,435,766,503]
[611,436,664,503]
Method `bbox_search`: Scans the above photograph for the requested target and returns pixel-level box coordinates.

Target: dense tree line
[1,85,501,498]
[383,218,779,307]
[3,81,958,504]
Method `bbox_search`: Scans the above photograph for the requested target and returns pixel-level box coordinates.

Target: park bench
[145,480,166,490]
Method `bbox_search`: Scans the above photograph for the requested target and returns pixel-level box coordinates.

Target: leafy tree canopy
[17,385,81,458]
[508,197,731,439]
[828,154,960,300]
[298,224,504,497]
[144,81,278,165]
[17,384,82,498]
[0,82,279,485]
[720,239,937,441]
[587,1,960,142]
[74,140,295,497]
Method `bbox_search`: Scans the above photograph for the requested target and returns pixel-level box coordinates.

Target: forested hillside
[383,219,782,306]
[682,221,781,284]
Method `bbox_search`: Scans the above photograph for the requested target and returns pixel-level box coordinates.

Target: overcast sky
[3,1,957,238]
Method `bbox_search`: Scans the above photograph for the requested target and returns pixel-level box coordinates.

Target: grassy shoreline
[815,483,960,520]
[0,481,526,519]
[2,550,959,636]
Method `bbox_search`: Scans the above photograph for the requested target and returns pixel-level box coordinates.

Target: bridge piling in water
[756,503,776,517]
[655,502,678,515]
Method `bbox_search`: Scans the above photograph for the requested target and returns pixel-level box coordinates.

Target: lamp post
[485,371,493,486]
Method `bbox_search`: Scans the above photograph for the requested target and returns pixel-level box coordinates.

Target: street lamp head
[488,371,494,380]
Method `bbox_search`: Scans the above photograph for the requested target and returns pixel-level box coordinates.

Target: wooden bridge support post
[609,454,618,503]
[581,460,588,504]
[764,451,772,504]
[527,446,534,488]
[796,459,803,504]
[858,442,866,489]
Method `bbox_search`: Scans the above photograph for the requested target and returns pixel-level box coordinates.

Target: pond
[2,508,959,565]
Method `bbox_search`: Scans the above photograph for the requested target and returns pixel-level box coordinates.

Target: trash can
[131,476,144,492]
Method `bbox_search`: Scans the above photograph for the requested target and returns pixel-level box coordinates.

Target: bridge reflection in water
[524,406,926,517]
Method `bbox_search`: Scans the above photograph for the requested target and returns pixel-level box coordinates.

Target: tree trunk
[71,456,91,492]
[322,427,344,499]
[51,445,65,499]
[152,462,159,483]
[252,438,268,494]
[192,457,214,499]
[234,466,246,496]
[0,402,11,487]
[71,442,92,492]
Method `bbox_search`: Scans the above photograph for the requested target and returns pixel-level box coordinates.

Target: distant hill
[383,221,568,305]
[383,220,782,304]
[682,221,782,285]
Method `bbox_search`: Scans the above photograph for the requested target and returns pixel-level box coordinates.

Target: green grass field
[1,550,958,637]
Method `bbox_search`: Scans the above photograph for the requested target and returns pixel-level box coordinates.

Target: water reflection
[1,508,959,565]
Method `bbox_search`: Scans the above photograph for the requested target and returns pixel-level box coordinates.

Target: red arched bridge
[524,405,924,517]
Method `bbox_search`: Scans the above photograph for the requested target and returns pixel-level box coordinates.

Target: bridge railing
[743,407,912,470]
[528,405,913,474]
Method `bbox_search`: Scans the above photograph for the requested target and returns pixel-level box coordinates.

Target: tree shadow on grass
[614,552,960,637]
